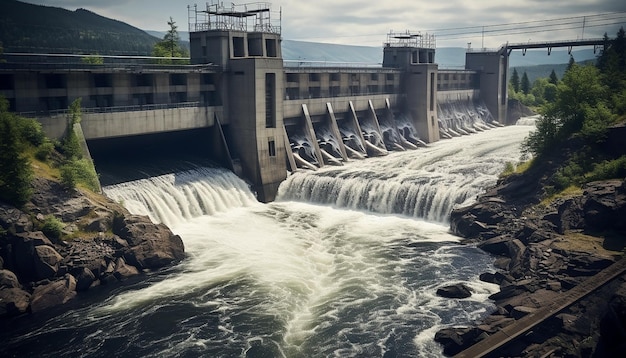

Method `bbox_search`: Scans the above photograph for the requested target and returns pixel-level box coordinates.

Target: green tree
[520,71,530,94]
[549,69,558,85]
[81,55,104,64]
[566,55,576,71]
[152,17,188,64]
[597,27,626,114]
[60,98,83,161]
[510,68,520,93]
[0,98,33,207]
[550,64,608,136]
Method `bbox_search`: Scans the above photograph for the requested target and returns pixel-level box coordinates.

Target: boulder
[30,274,77,313]
[114,215,185,269]
[0,204,33,233]
[10,236,36,281]
[583,180,626,232]
[510,306,537,319]
[437,283,473,299]
[0,269,20,288]
[0,287,31,317]
[74,267,96,292]
[34,245,64,280]
[434,327,484,356]
[113,257,139,280]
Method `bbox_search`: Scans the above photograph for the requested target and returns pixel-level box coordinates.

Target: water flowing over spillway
[278,125,532,222]
[1,125,534,357]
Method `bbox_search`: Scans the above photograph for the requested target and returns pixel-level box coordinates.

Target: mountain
[0,0,599,68]
[0,0,159,55]
[280,41,598,69]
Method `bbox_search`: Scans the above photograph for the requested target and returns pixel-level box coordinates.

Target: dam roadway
[453,257,626,358]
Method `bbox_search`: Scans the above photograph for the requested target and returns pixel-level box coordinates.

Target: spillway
[1,124,535,357]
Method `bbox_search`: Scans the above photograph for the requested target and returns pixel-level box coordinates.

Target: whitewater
[1,124,533,357]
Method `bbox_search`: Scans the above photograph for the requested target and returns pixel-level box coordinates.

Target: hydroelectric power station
[0,1,511,202]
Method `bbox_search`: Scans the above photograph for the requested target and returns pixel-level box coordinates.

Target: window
[265,73,276,128]
[268,139,276,157]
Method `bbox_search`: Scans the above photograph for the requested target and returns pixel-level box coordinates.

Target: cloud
[17,0,626,47]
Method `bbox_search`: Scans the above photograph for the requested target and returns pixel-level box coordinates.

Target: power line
[289,11,625,43]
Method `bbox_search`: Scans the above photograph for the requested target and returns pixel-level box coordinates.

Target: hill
[0,0,599,67]
[0,0,159,55]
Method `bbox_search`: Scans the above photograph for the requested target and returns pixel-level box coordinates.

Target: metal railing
[19,101,205,118]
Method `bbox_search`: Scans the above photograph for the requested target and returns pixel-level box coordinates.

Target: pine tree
[510,68,520,93]
[521,71,530,94]
[152,17,188,63]
[567,55,576,71]
[0,98,33,207]
[549,69,558,85]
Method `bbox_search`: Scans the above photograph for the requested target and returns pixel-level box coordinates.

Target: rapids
[1,124,534,357]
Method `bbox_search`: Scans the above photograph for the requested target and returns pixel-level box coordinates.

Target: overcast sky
[21,0,626,48]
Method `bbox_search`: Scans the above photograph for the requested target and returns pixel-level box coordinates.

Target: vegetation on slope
[0,97,99,208]
[520,27,626,195]
[0,0,159,55]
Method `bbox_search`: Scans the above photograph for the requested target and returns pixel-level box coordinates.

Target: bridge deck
[453,257,626,358]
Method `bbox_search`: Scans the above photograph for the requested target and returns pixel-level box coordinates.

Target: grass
[554,231,625,259]
[500,159,535,178]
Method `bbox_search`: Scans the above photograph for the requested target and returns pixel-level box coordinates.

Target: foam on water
[1,126,531,357]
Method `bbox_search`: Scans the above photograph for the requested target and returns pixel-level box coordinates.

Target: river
[1,124,533,357]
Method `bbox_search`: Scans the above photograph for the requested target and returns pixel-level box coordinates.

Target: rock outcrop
[0,177,185,319]
[436,176,626,357]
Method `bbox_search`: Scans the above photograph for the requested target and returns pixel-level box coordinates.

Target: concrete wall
[437,89,481,103]
[405,63,440,143]
[283,94,399,118]
[79,106,220,139]
[37,106,222,140]
[465,51,508,123]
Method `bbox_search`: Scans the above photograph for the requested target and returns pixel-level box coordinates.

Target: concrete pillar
[465,51,508,123]
[405,63,440,143]
[302,104,324,168]
[326,103,348,161]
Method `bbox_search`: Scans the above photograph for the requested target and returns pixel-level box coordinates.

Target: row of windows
[286,73,396,83]
[0,73,218,91]
[438,73,477,82]
[284,84,398,100]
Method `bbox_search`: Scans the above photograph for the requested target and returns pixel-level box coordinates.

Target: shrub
[41,215,64,240]
[586,156,626,182]
[59,159,100,191]
[16,116,45,147]
[35,139,55,161]
[60,163,78,189]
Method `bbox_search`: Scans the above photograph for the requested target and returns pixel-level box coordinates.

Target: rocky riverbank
[0,177,185,318]
[435,163,626,356]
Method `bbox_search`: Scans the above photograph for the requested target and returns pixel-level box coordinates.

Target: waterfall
[103,167,257,227]
[278,126,532,223]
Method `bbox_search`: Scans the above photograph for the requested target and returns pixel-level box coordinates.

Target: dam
[0,1,509,202]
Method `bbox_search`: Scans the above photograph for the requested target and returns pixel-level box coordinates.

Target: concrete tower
[189,2,286,202]
[382,31,439,143]
[465,50,508,123]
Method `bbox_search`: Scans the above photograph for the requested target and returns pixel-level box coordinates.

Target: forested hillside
[0,0,159,55]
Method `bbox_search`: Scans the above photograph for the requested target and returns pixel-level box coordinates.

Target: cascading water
[314,127,344,165]
[438,99,496,138]
[1,124,535,358]
[278,125,532,223]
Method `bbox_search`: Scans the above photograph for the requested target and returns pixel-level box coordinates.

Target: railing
[283,60,382,69]
[19,102,205,118]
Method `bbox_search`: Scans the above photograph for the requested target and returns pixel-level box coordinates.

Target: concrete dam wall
[0,4,509,202]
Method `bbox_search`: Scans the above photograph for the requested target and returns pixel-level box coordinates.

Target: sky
[20,0,626,48]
